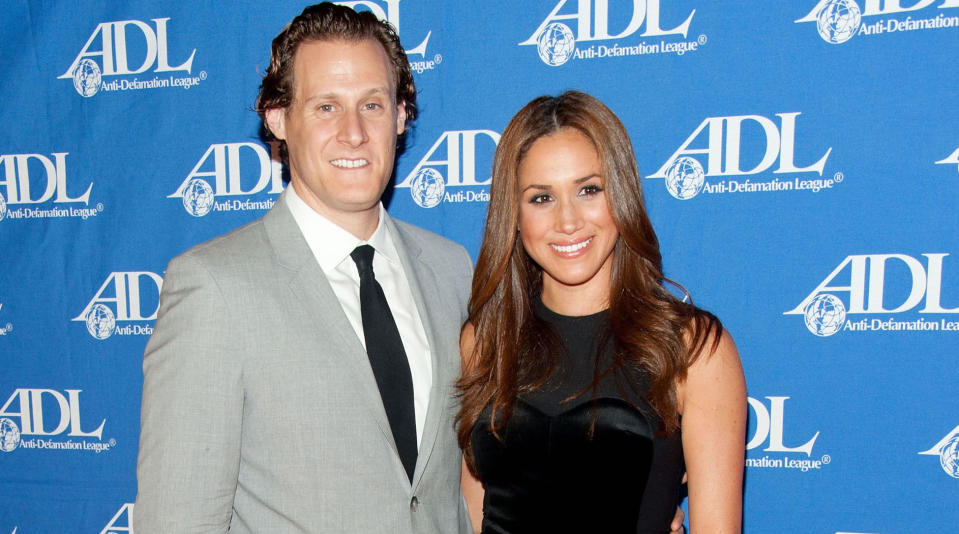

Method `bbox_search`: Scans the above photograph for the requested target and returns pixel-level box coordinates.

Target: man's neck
[290,181,381,240]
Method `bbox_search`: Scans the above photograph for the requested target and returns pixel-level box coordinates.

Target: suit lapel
[388,218,451,490]
[263,191,398,453]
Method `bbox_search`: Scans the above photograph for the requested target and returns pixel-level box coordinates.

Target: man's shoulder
[168,216,272,273]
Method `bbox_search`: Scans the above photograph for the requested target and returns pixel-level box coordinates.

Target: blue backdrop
[1,1,957,532]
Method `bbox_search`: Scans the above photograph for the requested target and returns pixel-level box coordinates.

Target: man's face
[266,39,406,231]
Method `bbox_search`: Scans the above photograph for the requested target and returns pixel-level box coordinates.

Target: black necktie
[350,244,417,482]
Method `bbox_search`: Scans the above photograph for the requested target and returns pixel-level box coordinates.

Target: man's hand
[670,506,686,533]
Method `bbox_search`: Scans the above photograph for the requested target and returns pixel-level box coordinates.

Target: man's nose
[337,109,369,147]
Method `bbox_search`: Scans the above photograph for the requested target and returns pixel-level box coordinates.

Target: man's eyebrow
[304,86,392,102]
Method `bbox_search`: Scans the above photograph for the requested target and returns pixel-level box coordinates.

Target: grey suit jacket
[134,190,474,533]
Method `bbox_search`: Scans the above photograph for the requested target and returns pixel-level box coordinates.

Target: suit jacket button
[410,496,419,511]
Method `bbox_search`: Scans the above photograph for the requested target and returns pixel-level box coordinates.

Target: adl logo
[646,113,836,200]
[796,0,959,45]
[58,17,201,97]
[336,1,432,57]
[0,389,107,453]
[0,153,101,222]
[520,0,702,66]
[747,396,830,472]
[72,272,163,340]
[169,142,283,217]
[396,130,499,208]
[918,425,959,478]
[785,254,959,336]
[100,503,134,534]
[935,146,959,173]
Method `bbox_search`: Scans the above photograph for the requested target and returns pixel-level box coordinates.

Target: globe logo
[85,303,116,340]
[0,194,7,222]
[0,417,21,452]
[803,293,846,336]
[72,58,102,97]
[940,433,959,479]
[410,168,446,208]
[664,156,706,200]
[536,22,576,66]
[182,178,215,217]
[816,0,862,44]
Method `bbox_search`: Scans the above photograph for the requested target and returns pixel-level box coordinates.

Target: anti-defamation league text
[4,206,101,220]
[845,318,959,332]
[574,39,701,60]
[18,438,114,453]
[99,74,204,92]
[747,455,828,472]
[212,198,276,212]
[702,176,838,195]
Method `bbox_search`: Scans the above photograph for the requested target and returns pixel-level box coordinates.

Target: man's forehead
[293,39,392,75]
[290,38,395,96]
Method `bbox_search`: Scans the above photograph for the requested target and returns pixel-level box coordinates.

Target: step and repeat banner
[1,1,957,532]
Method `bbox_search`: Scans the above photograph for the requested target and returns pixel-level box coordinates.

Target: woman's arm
[461,457,485,534]
[677,329,747,533]
[459,322,485,533]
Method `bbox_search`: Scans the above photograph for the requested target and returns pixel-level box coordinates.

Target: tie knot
[350,244,376,276]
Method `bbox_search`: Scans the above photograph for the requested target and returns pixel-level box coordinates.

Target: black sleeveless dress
[470,300,684,533]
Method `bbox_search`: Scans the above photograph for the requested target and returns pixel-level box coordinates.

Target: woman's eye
[529,193,552,204]
[580,184,603,196]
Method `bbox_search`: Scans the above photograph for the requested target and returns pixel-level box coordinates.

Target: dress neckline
[533,295,608,326]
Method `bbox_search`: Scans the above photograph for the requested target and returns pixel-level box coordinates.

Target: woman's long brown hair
[456,91,722,475]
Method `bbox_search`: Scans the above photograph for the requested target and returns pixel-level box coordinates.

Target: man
[134,4,472,532]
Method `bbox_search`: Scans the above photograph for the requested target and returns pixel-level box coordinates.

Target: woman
[456,91,746,533]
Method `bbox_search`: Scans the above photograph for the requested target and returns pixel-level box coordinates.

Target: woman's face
[517,128,619,310]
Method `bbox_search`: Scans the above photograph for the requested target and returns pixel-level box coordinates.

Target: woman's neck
[540,283,609,316]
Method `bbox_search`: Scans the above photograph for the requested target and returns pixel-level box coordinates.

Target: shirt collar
[285,185,399,272]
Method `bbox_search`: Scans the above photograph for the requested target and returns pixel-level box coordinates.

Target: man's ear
[395,101,408,136]
[265,107,287,140]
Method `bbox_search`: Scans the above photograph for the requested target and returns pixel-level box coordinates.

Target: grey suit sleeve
[456,244,475,534]
[455,245,474,316]
[134,253,242,532]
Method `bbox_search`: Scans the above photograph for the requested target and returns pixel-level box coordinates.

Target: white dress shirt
[285,187,433,447]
